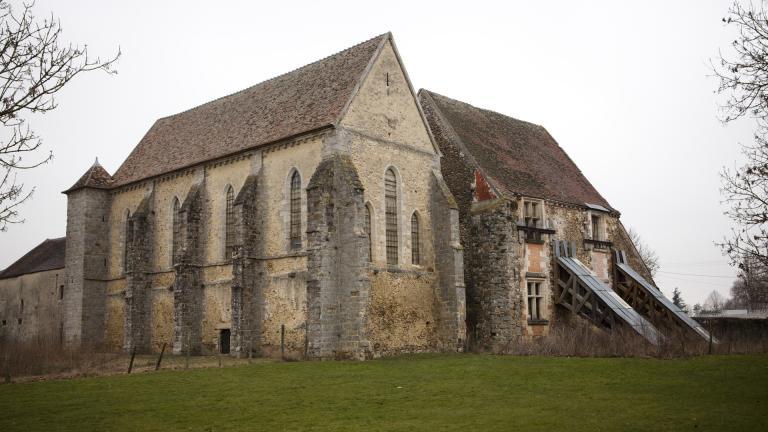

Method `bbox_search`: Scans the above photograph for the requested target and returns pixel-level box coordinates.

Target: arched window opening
[385,168,398,266]
[364,204,373,262]
[123,210,131,273]
[290,171,302,250]
[225,186,236,259]
[172,198,181,262]
[411,212,420,265]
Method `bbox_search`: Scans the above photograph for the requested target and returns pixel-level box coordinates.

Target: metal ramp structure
[553,241,661,345]
[613,250,713,342]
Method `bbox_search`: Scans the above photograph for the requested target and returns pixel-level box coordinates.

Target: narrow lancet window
[225,186,235,259]
[411,212,420,265]
[290,171,302,250]
[364,204,373,262]
[385,168,398,266]
[123,210,131,273]
[172,198,181,262]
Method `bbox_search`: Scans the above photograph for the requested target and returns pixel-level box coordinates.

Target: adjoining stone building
[419,90,658,351]
[1,33,700,358]
[0,238,67,344]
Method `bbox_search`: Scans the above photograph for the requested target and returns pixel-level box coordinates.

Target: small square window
[17,318,22,325]
[1,320,6,326]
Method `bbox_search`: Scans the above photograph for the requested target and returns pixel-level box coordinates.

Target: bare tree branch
[714,1,768,268]
[0,0,119,231]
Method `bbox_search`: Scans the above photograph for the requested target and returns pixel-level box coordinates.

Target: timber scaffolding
[552,241,714,346]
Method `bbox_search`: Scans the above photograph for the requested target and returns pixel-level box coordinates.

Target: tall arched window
[123,210,131,273]
[411,212,420,265]
[290,170,302,250]
[225,186,235,259]
[364,204,373,262]
[385,168,398,266]
[172,197,181,262]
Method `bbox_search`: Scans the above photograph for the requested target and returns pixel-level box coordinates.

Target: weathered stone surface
[172,183,205,355]
[230,175,265,357]
[467,199,525,352]
[63,186,110,349]
[306,154,372,359]
[124,194,154,353]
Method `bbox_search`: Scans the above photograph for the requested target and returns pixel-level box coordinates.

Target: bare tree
[714,1,768,267]
[730,256,768,310]
[0,1,119,231]
[627,227,660,278]
[703,290,727,314]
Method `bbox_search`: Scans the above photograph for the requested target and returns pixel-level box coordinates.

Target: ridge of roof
[110,33,390,187]
[163,32,392,123]
[420,89,615,212]
[0,237,66,279]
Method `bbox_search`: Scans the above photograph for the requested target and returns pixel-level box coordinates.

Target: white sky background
[0,0,754,306]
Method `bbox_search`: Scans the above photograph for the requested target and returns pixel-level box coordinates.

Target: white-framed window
[527,280,544,321]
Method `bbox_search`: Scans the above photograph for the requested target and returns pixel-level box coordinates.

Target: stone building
[1,33,701,357]
[4,33,464,359]
[418,90,661,350]
[0,238,67,344]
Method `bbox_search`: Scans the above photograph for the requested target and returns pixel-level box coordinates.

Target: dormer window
[522,199,547,242]
[591,214,601,241]
[524,201,540,228]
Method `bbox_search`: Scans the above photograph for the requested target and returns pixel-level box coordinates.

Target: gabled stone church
[3,33,694,359]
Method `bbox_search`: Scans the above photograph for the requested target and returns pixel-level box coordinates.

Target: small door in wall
[219,329,231,354]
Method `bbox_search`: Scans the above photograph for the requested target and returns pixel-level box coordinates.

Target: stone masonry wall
[467,198,525,352]
[0,268,66,344]
[306,154,372,360]
[64,187,110,348]
[173,183,205,355]
[124,194,155,353]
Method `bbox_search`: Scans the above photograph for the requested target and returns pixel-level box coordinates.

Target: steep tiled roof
[419,90,614,211]
[0,238,66,279]
[112,34,388,186]
[64,160,114,193]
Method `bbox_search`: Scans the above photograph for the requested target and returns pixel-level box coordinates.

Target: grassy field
[1,354,766,431]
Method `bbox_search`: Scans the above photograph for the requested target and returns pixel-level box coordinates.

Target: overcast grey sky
[0,0,753,306]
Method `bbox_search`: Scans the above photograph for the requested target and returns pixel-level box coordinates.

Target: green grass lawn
[1,354,766,431]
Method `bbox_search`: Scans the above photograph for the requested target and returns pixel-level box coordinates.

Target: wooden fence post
[127,347,137,374]
[155,343,166,371]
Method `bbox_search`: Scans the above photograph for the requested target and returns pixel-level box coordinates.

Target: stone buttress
[305,154,372,359]
[230,175,266,357]
[467,198,525,352]
[429,169,467,351]
[123,194,154,353]
[172,183,206,355]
